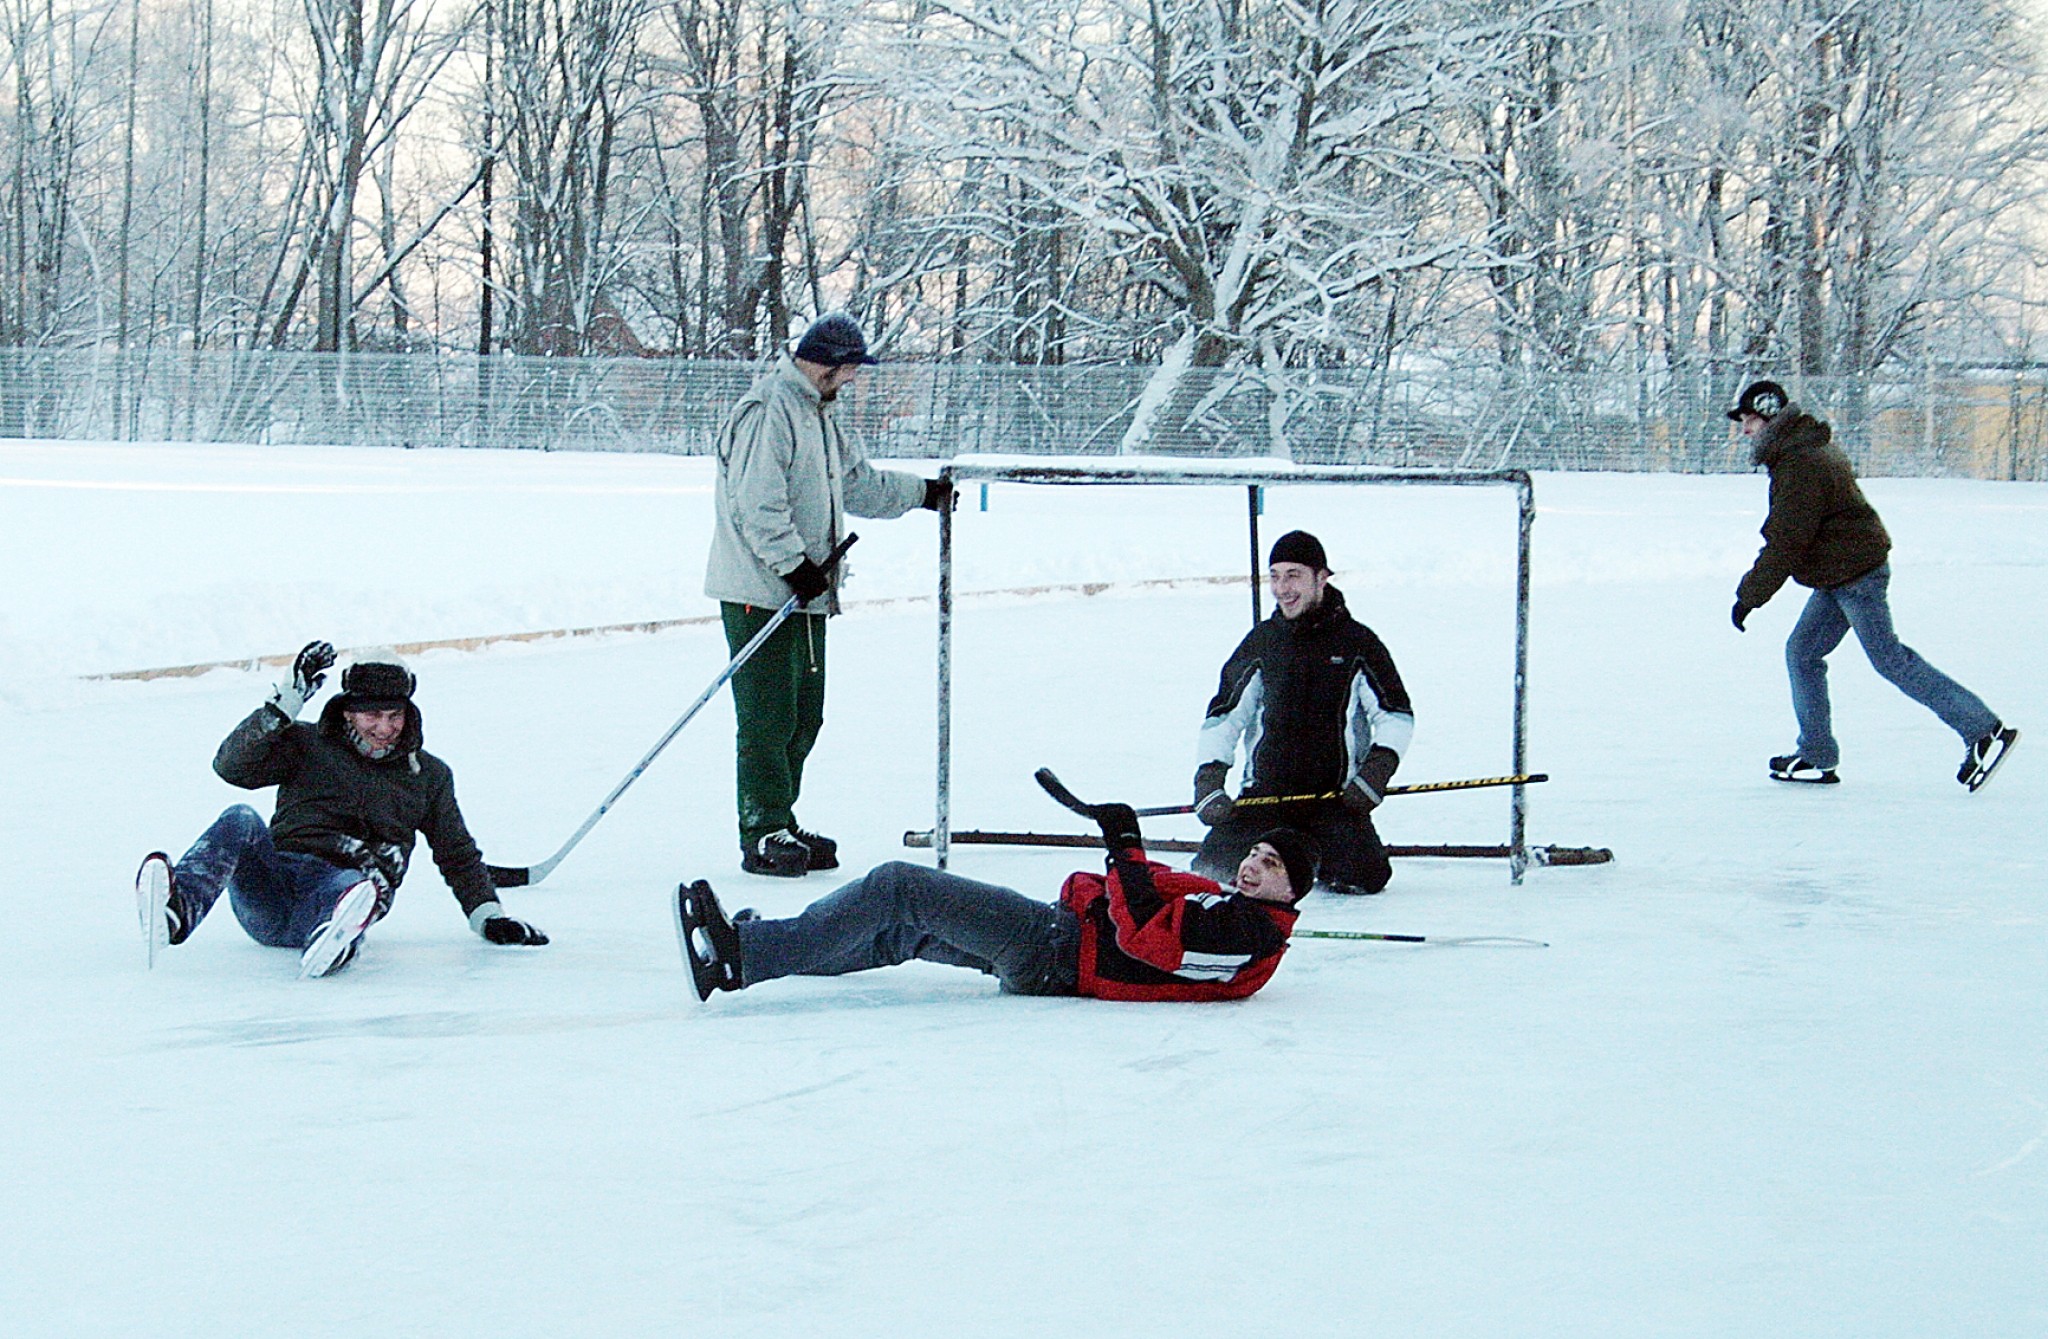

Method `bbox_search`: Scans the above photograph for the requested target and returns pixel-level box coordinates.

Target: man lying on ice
[673,800,1317,1003]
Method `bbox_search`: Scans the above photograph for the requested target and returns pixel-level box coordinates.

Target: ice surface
[2,441,2044,1335]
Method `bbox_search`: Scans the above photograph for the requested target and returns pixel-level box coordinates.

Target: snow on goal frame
[929,458,1543,884]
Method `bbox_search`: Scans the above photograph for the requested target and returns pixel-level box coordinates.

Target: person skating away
[674,800,1319,1004]
[134,643,549,978]
[1727,380,2018,789]
[704,313,951,879]
[1190,530,1414,895]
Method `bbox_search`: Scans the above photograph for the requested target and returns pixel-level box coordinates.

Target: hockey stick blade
[486,535,864,889]
[1033,767,1099,818]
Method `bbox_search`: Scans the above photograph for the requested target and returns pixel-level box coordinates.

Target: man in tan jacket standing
[1728,379,2016,790]
[705,314,950,876]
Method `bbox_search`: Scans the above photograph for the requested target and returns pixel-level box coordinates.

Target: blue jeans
[1786,564,1997,769]
[173,805,369,949]
[735,861,1080,995]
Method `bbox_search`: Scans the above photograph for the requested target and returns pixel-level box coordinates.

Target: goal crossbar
[932,459,1537,883]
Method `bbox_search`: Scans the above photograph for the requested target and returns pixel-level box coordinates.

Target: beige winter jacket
[703,354,926,612]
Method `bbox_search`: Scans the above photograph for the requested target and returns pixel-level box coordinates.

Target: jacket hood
[1750,404,1829,467]
[319,695,424,771]
[772,352,825,407]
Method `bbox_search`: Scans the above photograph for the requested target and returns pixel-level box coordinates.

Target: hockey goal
[927,457,1541,882]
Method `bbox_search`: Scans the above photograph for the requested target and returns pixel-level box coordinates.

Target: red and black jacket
[1059,844,1298,1001]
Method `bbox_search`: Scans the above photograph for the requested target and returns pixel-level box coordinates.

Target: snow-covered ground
[2,440,2043,1336]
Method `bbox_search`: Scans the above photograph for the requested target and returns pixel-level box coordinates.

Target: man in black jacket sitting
[134,642,547,978]
[1191,531,1415,895]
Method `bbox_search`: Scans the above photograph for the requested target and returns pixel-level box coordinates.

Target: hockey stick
[1033,766,1108,820]
[487,534,859,887]
[1295,929,1549,948]
[900,828,1612,865]
[1134,772,1548,818]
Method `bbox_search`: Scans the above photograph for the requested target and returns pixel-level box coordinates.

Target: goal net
[925,456,1539,883]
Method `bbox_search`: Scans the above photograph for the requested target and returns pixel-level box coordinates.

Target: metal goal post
[932,458,1538,882]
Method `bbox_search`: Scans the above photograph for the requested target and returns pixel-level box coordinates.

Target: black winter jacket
[1197,585,1414,797]
[212,697,497,922]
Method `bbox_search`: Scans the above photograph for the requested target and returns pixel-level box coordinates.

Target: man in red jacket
[673,807,1317,1004]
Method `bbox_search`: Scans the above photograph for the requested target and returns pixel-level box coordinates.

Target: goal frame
[931,460,1538,883]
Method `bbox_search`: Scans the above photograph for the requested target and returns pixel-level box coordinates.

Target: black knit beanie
[1267,530,1329,572]
[1727,380,1789,422]
[794,313,878,368]
[1254,827,1321,901]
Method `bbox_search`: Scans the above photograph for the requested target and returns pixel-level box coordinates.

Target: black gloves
[1732,600,1752,632]
[782,557,830,604]
[921,478,955,512]
[269,639,337,718]
[1192,762,1234,826]
[1093,802,1143,853]
[1343,746,1401,814]
[481,916,549,946]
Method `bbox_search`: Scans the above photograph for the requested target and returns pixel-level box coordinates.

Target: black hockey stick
[488,534,859,887]
[1295,929,1549,948]
[1034,767,1131,826]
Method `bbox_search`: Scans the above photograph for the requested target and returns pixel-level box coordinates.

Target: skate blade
[136,853,171,970]
[298,881,377,979]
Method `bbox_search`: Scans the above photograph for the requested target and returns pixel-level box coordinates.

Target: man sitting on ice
[673,800,1317,1003]
[134,642,549,978]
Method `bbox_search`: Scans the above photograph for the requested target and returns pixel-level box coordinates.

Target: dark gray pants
[735,861,1080,995]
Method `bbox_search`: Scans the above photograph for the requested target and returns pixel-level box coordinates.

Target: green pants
[722,602,827,846]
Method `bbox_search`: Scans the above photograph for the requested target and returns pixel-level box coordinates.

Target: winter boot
[1318,878,1380,896]
[742,829,811,878]
[299,880,378,979]
[1769,754,1839,785]
[674,879,744,1002]
[790,826,839,871]
[135,852,188,968]
[1959,724,2019,792]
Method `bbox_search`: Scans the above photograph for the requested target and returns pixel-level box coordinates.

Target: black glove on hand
[295,640,338,694]
[1342,778,1382,813]
[1732,600,1752,632]
[270,639,337,718]
[1093,802,1143,853]
[783,557,830,604]
[1192,762,1234,826]
[921,478,955,512]
[481,916,549,946]
[1344,745,1399,814]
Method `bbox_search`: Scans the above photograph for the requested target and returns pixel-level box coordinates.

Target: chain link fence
[3,348,2042,478]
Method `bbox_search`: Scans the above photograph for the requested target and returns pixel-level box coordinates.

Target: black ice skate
[674,879,743,1002]
[742,829,811,878]
[790,826,839,871]
[1959,725,2019,792]
[1769,754,1840,785]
